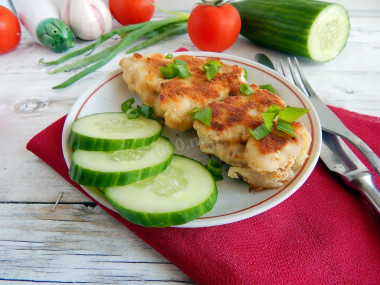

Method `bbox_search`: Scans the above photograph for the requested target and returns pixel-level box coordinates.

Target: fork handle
[344,134,380,177]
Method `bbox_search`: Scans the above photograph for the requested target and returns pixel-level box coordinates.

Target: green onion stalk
[40,10,189,89]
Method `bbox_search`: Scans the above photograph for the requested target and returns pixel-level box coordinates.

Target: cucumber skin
[69,138,174,187]
[104,155,218,227]
[108,185,217,228]
[68,113,163,151]
[68,130,161,151]
[232,0,349,61]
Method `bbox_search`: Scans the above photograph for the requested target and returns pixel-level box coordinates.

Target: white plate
[62,51,322,228]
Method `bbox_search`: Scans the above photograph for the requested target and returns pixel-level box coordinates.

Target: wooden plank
[0,203,194,284]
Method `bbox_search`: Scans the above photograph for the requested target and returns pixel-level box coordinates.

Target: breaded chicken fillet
[119,53,246,131]
[193,84,311,190]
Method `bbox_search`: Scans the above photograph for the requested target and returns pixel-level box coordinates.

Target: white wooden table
[1,0,379,283]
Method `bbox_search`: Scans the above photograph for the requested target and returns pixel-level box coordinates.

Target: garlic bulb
[61,0,112,40]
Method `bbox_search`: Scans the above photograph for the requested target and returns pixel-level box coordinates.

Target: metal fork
[278,58,380,177]
[277,58,380,214]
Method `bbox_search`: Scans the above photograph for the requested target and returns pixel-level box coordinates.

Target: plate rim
[62,51,322,228]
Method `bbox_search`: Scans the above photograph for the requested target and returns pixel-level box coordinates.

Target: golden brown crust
[160,55,244,104]
[119,53,246,131]
[257,130,292,155]
[195,86,288,145]
[193,86,311,190]
[208,86,286,132]
[120,53,312,190]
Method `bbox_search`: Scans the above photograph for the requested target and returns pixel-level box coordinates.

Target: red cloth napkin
[27,106,380,284]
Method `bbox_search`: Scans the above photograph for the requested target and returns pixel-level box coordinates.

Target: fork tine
[279,57,380,176]
[287,58,308,96]
[293,57,318,98]
[276,59,285,77]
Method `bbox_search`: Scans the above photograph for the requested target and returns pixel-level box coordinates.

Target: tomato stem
[200,0,231,7]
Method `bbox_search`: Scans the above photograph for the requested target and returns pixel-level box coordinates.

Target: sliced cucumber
[104,155,218,227]
[68,112,162,151]
[308,4,350,62]
[69,137,174,187]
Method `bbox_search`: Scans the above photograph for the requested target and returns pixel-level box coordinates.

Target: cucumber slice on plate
[69,137,174,187]
[104,155,218,228]
[68,112,162,151]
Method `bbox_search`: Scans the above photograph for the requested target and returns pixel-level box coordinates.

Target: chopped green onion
[121,98,135,113]
[190,107,212,127]
[250,104,308,140]
[173,59,186,66]
[203,60,222,81]
[159,64,176,79]
[276,119,296,137]
[249,125,271,140]
[174,59,192,78]
[122,99,154,119]
[165,53,173,59]
[240,83,254,96]
[262,112,277,130]
[243,68,248,80]
[251,104,281,140]
[126,108,140,119]
[206,158,223,181]
[278,106,309,122]
[137,104,153,119]
[159,59,192,79]
[266,104,282,114]
[259,84,278,95]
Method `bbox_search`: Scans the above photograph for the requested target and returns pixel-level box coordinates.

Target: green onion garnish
[266,104,282,113]
[121,99,153,120]
[165,53,173,59]
[249,125,271,141]
[259,84,278,95]
[174,59,192,78]
[203,60,222,81]
[278,106,309,122]
[243,68,248,80]
[121,98,135,113]
[190,107,212,127]
[276,119,296,137]
[159,64,176,79]
[159,59,192,79]
[250,105,309,140]
[262,112,277,130]
[126,108,140,119]
[137,104,153,119]
[240,83,254,96]
[206,158,223,181]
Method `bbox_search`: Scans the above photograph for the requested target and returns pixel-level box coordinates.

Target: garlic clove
[88,0,113,35]
[62,0,113,41]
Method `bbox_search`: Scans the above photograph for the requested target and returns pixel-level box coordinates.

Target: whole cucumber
[232,0,350,62]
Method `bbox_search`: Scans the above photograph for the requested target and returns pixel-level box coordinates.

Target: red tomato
[0,5,21,55]
[109,0,155,26]
[188,3,241,52]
